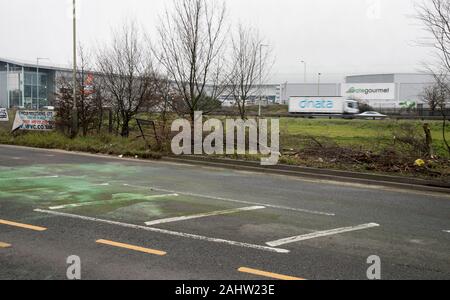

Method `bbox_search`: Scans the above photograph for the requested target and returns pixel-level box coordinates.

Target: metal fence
[377,107,450,118]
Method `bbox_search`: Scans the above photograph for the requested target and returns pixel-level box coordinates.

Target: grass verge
[0,131,162,160]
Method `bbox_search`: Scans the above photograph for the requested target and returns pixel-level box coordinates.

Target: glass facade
[24,69,49,109]
[0,60,56,109]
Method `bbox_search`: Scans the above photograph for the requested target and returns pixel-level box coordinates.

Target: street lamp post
[259,44,269,117]
[301,60,307,83]
[71,0,78,137]
[36,57,49,110]
[317,73,322,96]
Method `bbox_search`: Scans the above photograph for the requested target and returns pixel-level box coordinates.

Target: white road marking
[48,193,179,210]
[444,230,450,233]
[123,184,335,217]
[0,175,59,181]
[145,206,265,226]
[34,209,289,254]
[266,223,380,247]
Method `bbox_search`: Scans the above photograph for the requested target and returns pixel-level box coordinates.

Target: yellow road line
[238,267,305,281]
[0,219,47,231]
[0,242,11,248]
[96,239,167,256]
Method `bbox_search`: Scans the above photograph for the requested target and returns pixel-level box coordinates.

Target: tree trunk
[98,107,103,134]
[121,118,130,138]
[442,113,450,155]
[423,123,433,157]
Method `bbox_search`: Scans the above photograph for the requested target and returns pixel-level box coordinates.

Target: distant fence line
[210,108,450,120]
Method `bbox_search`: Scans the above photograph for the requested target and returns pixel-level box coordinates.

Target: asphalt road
[0,145,449,280]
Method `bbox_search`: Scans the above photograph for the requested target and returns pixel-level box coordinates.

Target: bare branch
[96,22,158,137]
[153,0,228,121]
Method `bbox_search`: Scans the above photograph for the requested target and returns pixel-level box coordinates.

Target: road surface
[0,145,449,280]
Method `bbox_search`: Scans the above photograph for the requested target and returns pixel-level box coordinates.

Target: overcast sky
[0,0,433,83]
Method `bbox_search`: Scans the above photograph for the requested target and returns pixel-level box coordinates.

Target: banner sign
[342,83,396,100]
[0,108,8,122]
[12,111,56,132]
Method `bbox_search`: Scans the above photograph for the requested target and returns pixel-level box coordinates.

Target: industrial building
[0,58,73,110]
[344,73,436,110]
[0,57,439,111]
[219,84,281,107]
[278,73,437,110]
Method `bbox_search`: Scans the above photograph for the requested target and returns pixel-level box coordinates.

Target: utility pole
[259,44,269,117]
[71,0,78,137]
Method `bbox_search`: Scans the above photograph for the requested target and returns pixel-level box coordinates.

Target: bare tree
[154,0,228,122]
[227,25,271,119]
[55,45,103,136]
[422,83,443,114]
[151,75,182,147]
[417,0,450,71]
[97,22,157,138]
[417,0,450,154]
[431,73,450,154]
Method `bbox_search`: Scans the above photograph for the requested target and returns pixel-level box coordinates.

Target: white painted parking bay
[123,183,336,216]
[145,206,265,226]
[266,223,380,247]
[48,193,179,210]
[10,171,381,256]
[34,209,290,254]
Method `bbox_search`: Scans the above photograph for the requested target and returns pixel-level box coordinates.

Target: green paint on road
[0,162,286,226]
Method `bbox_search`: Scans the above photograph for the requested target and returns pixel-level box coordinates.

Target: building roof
[0,57,72,73]
[345,73,436,84]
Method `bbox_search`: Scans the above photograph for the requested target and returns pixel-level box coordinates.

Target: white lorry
[289,97,359,116]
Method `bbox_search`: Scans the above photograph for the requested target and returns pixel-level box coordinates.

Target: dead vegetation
[280,124,450,181]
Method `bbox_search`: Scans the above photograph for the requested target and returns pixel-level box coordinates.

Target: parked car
[357,111,388,120]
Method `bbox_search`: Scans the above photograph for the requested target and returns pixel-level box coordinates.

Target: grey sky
[0,0,432,83]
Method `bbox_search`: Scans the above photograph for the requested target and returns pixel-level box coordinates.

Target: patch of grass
[0,130,162,160]
[279,118,449,157]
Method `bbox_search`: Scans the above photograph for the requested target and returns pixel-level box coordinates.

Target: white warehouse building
[279,73,435,110]
[277,73,436,110]
[344,73,436,110]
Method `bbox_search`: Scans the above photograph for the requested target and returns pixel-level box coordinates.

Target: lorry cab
[344,100,359,114]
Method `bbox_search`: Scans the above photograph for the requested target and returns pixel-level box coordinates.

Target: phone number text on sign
[12,111,56,132]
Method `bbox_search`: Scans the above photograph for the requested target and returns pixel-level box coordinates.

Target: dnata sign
[289,97,345,114]
[299,99,334,109]
[342,83,395,100]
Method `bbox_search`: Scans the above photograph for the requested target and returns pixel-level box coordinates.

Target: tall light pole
[36,57,49,110]
[71,0,78,137]
[317,73,322,96]
[259,44,269,117]
[300,60,307,83]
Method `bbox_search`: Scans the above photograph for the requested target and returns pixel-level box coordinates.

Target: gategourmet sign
[0,108,8,122]
[11,111,56,132]
[342,83,396,100]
